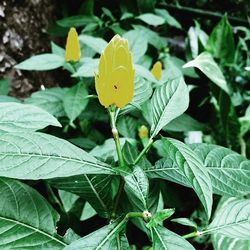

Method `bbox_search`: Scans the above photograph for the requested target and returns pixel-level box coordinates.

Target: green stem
[183,231,200,239]
[133,137,154,165]
[126,212,144,219]
[109,107,125,168]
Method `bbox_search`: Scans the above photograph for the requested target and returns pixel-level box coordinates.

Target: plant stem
[133,137,154,165]
[109,107,125,168]
[183,231,200,239]
[126,212,144,219]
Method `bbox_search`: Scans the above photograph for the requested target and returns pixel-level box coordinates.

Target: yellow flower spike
[151,61,162,80]
[65,27,81,62]
[95,35,135,109]
[138,125,149,139]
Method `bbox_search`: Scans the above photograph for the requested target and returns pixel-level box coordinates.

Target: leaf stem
[109,107,125,168]
[182,231,201,239]
[133,137,154,165]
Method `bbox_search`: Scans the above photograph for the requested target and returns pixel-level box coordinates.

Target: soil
[0,0,63,99]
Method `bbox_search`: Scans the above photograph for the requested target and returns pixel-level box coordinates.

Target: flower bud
[95,35,135,108]
[138,125,149,139]
[151,61,162,80]
[65,27,81,62]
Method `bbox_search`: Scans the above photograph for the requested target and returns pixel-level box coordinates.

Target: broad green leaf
[57,15,100,27]
[117,116,138,138]
[79,35,107,54]
[73,58,99,77]
[163,113,204,132]
[208,197,250,239]
[15,54,64,71]
[0,96,20,103]
[155,8,182,29]
[134,64,158,83]
[0,102,61,133]
[171,218,198,229]
[150,78,189,138]
[0,79,10,95]
[25,87,68,117]
[58,190,79,212]
[156,138,213,218]
[137,13,165,26]
[0,178,67,249]
[64,218,127,250]
[51,41,65,57]
[122,141,138,165]
[152,226,195,250]
[63,82,88,124]
[50,174,113,218]
[133,25,165,50]
[147,209,175,228]
[124,166,149,210]
[183,52,229,94]
[206,15,235,62]
[123,30,148,63]
[80,202,97,221]
[0,132,115,179]
[120,76,153,115]
[212,233,250,250]
[150,142,250,197]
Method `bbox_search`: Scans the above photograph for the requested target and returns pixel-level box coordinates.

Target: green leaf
[58,190,79,212]
[0,96,20,103]
[57,15,100,28]
[147,209,175,228]
[134,64,158,83]
[212,233,250,250]
[63,82,89,124]
[51,41,65,57]
[0,177,67,249]
[79,35,107,54]
[0,79,10,95]
[155,8,182,29]
[183,52,229,94]
[15,54,64,71]
[163,113,204,132]
[171,218,198,229]
[0,132,115,179]
[133,25,165,50]
[150,78,189,138]
[123,30,148,63]
[25,87,68,117]
[137,13,165,26]
[156,138,213,218]
[0,102,61,133]
[73,58,99,77]
[122,141,138,165]
[117,116,138,138]
[64,218,127,250]
[124,166,149,210]
[120,76,153,115]
[206,15,235,62]
[50,174,113,218]
[152,226,195,250]
[208,197,250,239]
[149,142,250,197]
[80,202,97,221]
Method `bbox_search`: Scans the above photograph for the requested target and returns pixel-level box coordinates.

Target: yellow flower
[95,35,135,108]
[151,61,162,80]
[65,27,81,62]
[138,125,149,139]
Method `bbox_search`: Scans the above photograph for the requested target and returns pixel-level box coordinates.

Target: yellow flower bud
[65,27,81,62]
[151,61,162,80]
[95,35,135,109]
[138,125,149,139]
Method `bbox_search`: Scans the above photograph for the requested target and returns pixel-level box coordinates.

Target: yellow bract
[95,35,135,109]
[138,125,149,139]
[151,61,162,80]
[65,27,81,62]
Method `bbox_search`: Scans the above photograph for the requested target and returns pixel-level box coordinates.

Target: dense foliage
[0,0,249,249]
